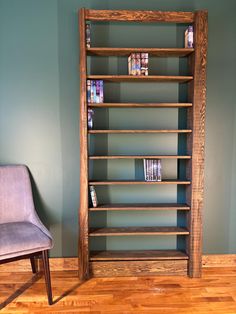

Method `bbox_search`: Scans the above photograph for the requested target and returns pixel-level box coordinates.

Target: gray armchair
[0,165,53,305]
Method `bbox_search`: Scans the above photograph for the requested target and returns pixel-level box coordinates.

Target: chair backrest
[0,165,36,224]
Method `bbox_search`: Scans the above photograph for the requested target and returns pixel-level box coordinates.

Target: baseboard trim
[1,255,236,273]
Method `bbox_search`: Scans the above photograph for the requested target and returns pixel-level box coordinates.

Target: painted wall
[0,0,235,256]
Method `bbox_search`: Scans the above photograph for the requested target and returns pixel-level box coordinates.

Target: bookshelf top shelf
[87,47,194,57]
[84,9,195,23]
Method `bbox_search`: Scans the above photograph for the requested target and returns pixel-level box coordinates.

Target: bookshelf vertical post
[187,10,208,278]
[79,8,89,281]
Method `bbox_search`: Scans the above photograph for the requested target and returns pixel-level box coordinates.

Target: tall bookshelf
[78,9,208,280]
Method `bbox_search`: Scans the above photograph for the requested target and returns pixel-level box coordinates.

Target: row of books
[128,53,149,76]
[87,80,104,104]
[86,23,193,50]
[143,159,162,182]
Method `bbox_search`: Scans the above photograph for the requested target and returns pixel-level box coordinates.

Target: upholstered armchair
[0,165,53,305]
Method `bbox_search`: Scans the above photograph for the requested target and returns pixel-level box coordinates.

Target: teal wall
[0,0,236,256]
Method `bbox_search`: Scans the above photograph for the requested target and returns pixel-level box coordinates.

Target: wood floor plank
[1,268,236,313]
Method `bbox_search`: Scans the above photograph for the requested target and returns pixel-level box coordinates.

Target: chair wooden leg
[42,250,53,305]
[30,256,37,274]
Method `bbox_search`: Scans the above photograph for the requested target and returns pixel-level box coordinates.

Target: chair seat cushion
[0,222,53,260]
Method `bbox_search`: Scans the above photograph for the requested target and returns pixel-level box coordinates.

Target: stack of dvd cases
[128,53,148,76]
[87,80,104,103]
[143,159,162,182]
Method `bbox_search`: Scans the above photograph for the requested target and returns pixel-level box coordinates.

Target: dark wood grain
[89,129,192,134]
[85,9,194,23]
[90,260,188,277]
[90,250,188,261]
[87,47,194,57]
[186,10,208,278]
[89,203,190,211]
[78,8,89,281]
[89,180,191,186]
[89,226,189,236]
[88,102,193,108]
[89,155,191,160]
[87,75,193,83]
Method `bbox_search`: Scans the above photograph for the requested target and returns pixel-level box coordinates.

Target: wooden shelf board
[88,102,193,108]
[89,129,192,134]
[87,47,194,57]
[85,9,194,23]
[89,203,190,211]
[90,250,189,261]
[87,75,193,83]
[89,180,191,185]
[89,226,189,236]
[89,155,191,160]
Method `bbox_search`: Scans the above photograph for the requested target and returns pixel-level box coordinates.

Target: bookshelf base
[90,259,188,277]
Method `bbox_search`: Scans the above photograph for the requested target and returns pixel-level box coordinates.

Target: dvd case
[89,185,98,207]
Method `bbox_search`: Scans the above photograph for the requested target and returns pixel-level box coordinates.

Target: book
[136,53,141,75]
[88,108,94,129]
[89,185,98,207]
[99,80,104,103]
[141,53,149,76]
[86,23,91,48]
[185,26,194,48]
[87,80,91,103]
[131,53,136,75]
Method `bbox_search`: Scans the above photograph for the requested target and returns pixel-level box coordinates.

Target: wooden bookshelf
[79,8,208,280]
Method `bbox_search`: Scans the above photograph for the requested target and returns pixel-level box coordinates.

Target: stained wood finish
[1,267,236,312]
[89,129,192,134]
[186,10,208,278]
[85,9,194,23]
[87,75,193,83]
[89,155,191,160]
[78,8,89,281]
[79,9,208,279]
[89,203,190,211]
[89,180,191,185]
[90,260,188,277]
[88,102,193,108]
[90,250,188,261]
[87,47,194,57]
[89,227,189,236]
[1,255,236,273]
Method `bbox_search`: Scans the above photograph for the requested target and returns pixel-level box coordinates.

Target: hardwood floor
[1,267,236,313]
